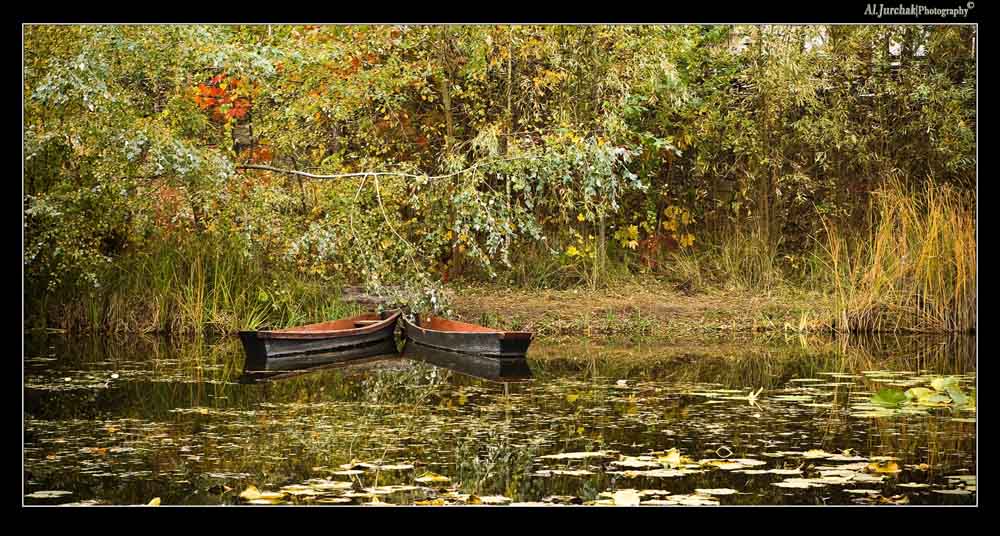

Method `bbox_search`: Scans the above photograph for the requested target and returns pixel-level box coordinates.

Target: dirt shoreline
[448,281,834,340]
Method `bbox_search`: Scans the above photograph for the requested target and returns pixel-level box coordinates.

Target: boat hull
[401,314,533,358]
[239,311,401,371]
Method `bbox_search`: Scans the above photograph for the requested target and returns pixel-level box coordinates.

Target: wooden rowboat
[401,314,533,358]
[239,310,401,371]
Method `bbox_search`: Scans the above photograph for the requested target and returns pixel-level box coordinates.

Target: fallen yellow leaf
[239,485,262,501]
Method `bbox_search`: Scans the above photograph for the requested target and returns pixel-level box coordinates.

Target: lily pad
[871,388,906,407]
[695,488,738,495]
[25,490,73,499]
[415,471,451,485]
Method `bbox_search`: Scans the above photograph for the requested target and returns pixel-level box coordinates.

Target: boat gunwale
[254,310,401,340]
[402,314,533,341]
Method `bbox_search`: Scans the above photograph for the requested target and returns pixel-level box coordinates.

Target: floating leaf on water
[897,483,930,489]
[247,497,285,505]
[415,472,451,485]
[826,454,868,462]
[280,485,319,496]
[815,462,869,472]
[930,376,959,392]
[532,469,595,477]
[866,461,901,474]
[476,495,513,505]
[315,497,352,504]
[871,389,906,407]
[364,485,423,495]
[932,489,972,496]
[731,458,766,467]
[695,488,738,496]
[613,489,641,506]
[331,470,365,477]
[849,473,887,484]
[565,394,579,403]
[914,393,952,406]
[946,386,968,405]
[611,457,663,470]
[25,490,73,499]
[375,464,415,471]
[768,468,805,475]
[239,485,262,501]
[905,387,934,400]
[773,479,826,489]
[618,468,694,478]
[802,449,834,459]
[303,479,354,491]
[844,489,881,495]
[668,494,720,506]
[699,459,747,470]
[656,448,692,468]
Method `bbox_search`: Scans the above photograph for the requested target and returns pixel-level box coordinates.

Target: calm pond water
[23,333,976,506]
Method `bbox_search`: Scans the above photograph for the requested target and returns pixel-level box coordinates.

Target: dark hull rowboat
[402,314,533,358]
[239,310,401,371]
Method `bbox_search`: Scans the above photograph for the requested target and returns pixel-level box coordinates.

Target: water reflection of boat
[238,310,401,371]
[236,356,412,384]
[401,314,533,358]
[402,343,533,382]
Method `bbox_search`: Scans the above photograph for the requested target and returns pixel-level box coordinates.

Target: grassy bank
[26,240,358,335]
[448,280,832,340]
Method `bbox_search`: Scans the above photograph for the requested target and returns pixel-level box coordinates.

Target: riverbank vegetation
[24,25,976,335]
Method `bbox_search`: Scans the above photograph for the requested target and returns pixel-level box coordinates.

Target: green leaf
[946,385,968,405]
[904,387,934,400]
[930,376,959,392]
[870,388,906,407]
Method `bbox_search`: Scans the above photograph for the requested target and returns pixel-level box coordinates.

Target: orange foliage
[193,74,251,122]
